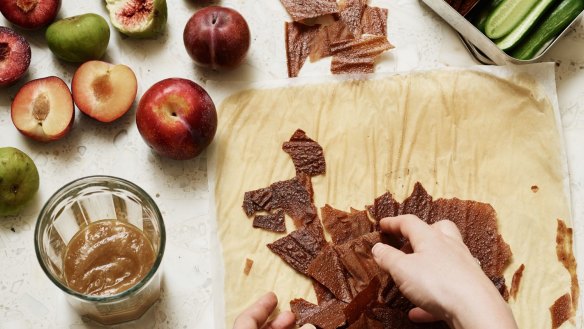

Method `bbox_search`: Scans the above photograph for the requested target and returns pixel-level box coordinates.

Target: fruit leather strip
[429,196,512,278]
[509,264,525,300]
[267,225,326,274]
[313,279,336,305]
[242,187,273,217]
[347,314,384,329]
[304,299,348,329]
[344,277,381,324]
[272,174,318,228]
[330,35,394,59]
[307,245,353,302]
[366,191,400,222]
[322,205,373,245]
[556,219,579,307]
[339,0,367,37]
[398,182,433,223]
[252,209,286,233]
[291,298,320,326]
[331,55,375,75]
[335,232,388,296]
[370,306,449,328]
[361,6,388,36]
[550,293,573,329]
[491,276,509,301]
[280,0,339,22]
[282,129,326,176]
[286,22,321,78]
[310,20,353,62]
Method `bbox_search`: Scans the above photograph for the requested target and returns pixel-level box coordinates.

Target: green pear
[46,13,110,63]
[105,0,168,38]
[0,147,40,216]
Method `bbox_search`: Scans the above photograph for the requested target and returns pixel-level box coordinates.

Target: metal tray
[421,0,584,65]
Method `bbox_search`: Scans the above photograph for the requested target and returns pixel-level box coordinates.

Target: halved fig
[0,0,61,29]
[105,0,168,38]
[11,76,75,142]
[0,26,31,87]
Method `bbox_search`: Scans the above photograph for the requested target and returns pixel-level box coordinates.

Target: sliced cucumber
[511,0,584,60]
[472,0,505,32]
[496,0,557,50]
[485,0,539,39]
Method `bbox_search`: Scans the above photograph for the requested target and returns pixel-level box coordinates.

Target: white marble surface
[1,0,584,328]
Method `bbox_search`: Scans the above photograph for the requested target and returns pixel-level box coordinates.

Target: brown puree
[63,220,156,297]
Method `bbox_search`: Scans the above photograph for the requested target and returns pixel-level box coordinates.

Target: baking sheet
[207,63,578,328]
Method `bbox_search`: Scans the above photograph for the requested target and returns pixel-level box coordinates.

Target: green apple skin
[106,0,167,38]
[0,147,40,217]
[46,13,110,62]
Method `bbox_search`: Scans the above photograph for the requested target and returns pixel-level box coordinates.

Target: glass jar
[34,176,165,325]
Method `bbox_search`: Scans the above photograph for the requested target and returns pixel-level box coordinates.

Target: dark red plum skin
[0,26,31,87]
[136,78,218,160]
[0,0,61,29]
[183,6,251,70]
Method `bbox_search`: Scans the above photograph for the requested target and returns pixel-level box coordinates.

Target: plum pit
[91,74,113,102]
[32,93,50,123]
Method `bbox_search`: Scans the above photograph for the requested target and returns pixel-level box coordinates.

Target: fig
[105,0,168,38]
[0,26,31,87]
[0,147,40,217]
[45,13,110,63]
[0,0,61,29]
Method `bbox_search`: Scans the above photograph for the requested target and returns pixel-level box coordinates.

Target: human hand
[232,292,315,329]
[371,215,517,329]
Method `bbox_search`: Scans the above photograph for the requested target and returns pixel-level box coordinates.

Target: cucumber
[484,0,539,39]
[496,0,557,50]
[472,0,506,32]
[511,0,584,60]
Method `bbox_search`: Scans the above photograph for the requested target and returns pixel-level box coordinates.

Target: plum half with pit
[183,6,250,70]
[0,26,31,87]
[0,0,61,29]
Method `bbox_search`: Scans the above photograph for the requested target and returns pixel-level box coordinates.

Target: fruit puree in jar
[63,220,155,296]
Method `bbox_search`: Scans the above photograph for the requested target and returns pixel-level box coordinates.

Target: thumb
[372,242,404,273]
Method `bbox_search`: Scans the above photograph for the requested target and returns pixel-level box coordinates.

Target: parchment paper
[207,63,578,329]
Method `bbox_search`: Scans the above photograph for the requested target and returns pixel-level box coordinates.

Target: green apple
[0,147,40,216]
[105,0,167,38]
[46,13,110,62]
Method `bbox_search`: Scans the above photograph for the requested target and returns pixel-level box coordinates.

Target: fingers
[432,220,463,242]
[233,292,278,329]
[379,215,432,248]
[299,324,317,329]
[372,242,405,273]
[263,311,296,329]
[408,307,441,323]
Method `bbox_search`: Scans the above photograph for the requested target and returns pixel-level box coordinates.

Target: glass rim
[34,175,166,303]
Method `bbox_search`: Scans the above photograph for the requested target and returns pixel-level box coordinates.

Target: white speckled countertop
[1,0,584,328]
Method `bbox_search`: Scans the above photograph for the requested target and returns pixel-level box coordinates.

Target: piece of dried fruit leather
[335,232,390,296]
[339,0,367,37]
[370,307,449,328]
[291,298,320,326]
[310,20,353,62]
[253,209,286,233]
[322,205,373,244]
[429,197,512,278]
[267,225,326,275]
[361,6,388,36]
[304,299,348,329]
[307,245,353,302]
[331,56,375,74]
[242,187,273,217]
[286,22,321,78]
[313,280,336,304]
[347,314,384,329]
[344,277,381,324]
[272,174,318,227]
[280,0,339,22]
[367,191,400,222]
[399,182,433,222]
[330,35,394,59]
[282,129,326,176]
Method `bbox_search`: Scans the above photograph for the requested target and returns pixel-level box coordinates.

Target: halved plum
[72,60,138,123]
[0,0,61,29]
[11,76,75,142]
[0,26,31,87]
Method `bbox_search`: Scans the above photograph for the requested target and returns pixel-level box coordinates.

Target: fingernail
[372,243,383,258]
[300,324,316,329]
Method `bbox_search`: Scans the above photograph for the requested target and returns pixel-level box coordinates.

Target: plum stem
[16,0,39,13]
